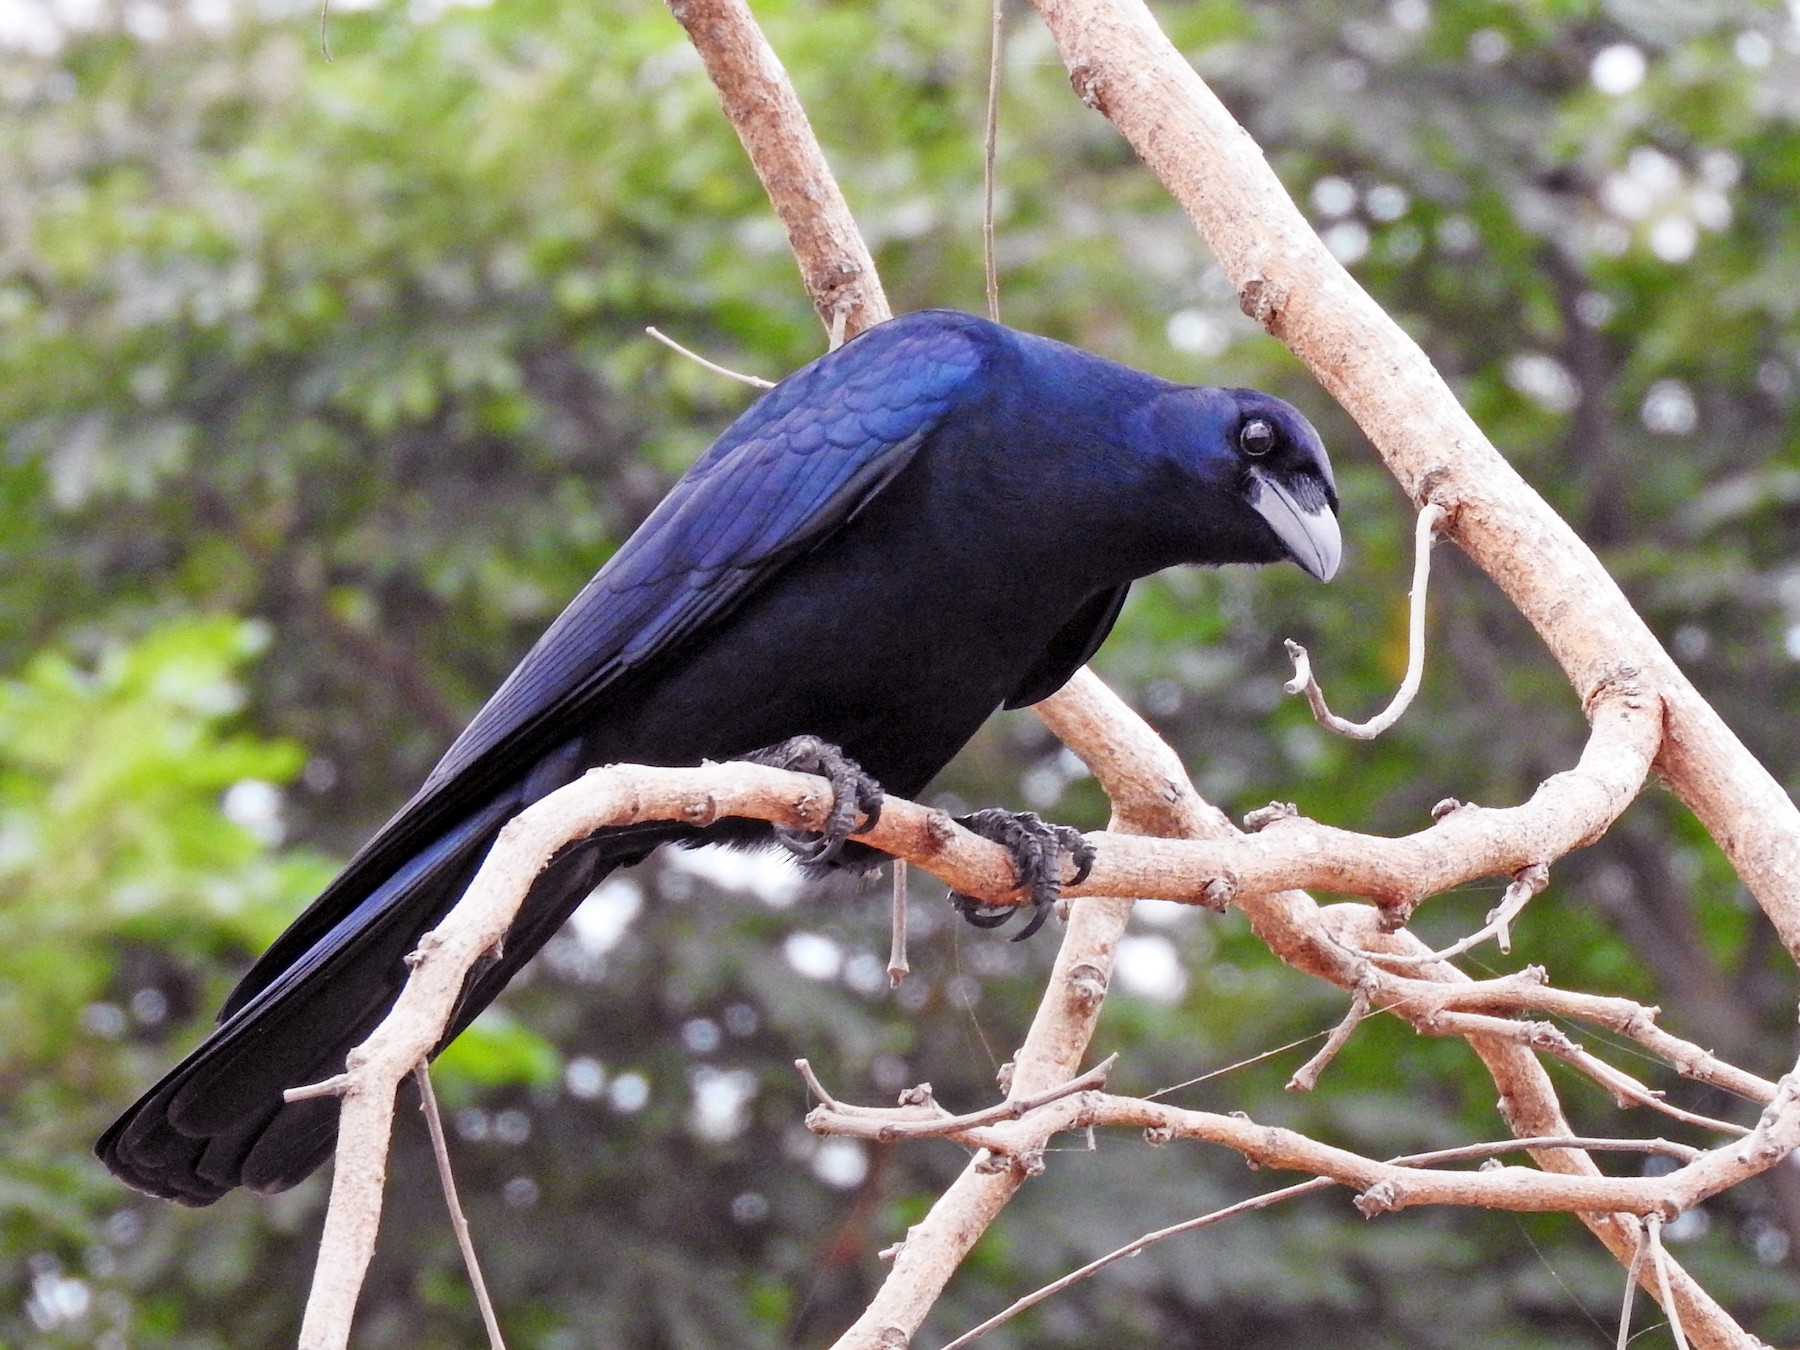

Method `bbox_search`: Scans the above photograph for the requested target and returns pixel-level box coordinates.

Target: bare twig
[1065,685,1658,918]
[1649,1215,1694,1350]
[1362,965,1778,1105]
[936,1178,1332,1350]
[284,1074,351,1103]
[1358,861,1550,966]
[1617,1220,1652,1350]
[888,860,910,986]
[1397,1136,1702,1168]
[939,1133,1703,1350]
[1284,502,1445,739]
[1286,978,1371,1091]
[1411,1011,1751,1137]
[832,678,1217,1345]
[804,1055,1117,1144]
[1325,905,1764,1346]
[644,326,775,389]
[982,0,1004,321]
[416,1066,507,1350]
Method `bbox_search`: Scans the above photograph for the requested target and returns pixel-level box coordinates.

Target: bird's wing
[425,315,990,793]
[218,315,991,1020]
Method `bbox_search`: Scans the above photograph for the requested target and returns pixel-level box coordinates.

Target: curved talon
[946,809,1093,941]
[743,734,884,866]
[774,826,834,862]
[948,894,1018,929]
[1067,836,1097,888]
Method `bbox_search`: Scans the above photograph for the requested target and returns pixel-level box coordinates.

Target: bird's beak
[1247,468,1341,582]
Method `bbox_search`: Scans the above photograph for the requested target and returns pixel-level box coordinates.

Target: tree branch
[663,0,890,341]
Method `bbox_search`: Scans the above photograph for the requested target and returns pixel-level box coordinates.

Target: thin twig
[938,1133,1702,1350]
[804,1055,1118,1141]
[1617,1220,1652,1350]
[1648,1215,1693,1350]
[645,326,776,389]
[1356,861,1550,967]
[1408,1010,1752,1137]
[936,1177,1333,1349]
[415,1065,507,1350]
[1393,1136,1702,1168]
[888,860,910,986]
[283,1073,350,1103]
[1287,979,1371,1091]
[795,1058,846,1110]
[1285,501,1445,738]
[1555,1045,1750,1137]
[982,0,1004,321]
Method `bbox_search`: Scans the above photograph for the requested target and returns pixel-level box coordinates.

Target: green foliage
[5,0,1800,1345]
[0,615,330,1343]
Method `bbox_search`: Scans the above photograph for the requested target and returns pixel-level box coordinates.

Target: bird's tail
[96,804,663,1206]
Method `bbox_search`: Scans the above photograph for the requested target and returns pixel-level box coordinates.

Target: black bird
[99,309,1340,1205]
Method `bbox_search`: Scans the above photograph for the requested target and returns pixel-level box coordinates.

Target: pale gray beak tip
[1249,470,1342,583]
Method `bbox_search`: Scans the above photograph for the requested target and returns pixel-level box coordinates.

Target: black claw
[947,893,1018,929]
[946,808,1092,941]
[743,735,883,866]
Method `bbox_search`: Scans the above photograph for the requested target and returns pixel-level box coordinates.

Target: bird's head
[1147,387,1341,582]
[1226,390,1341,582]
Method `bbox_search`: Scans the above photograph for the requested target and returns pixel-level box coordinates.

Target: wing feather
[217,313,990,1020]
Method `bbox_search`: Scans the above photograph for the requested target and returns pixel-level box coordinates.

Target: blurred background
[4,0,1800,1344]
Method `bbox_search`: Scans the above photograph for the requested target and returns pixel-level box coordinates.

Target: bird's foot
[743,735,884,865]
[948,809,1096,941]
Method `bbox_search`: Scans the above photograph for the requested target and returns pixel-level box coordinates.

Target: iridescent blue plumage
[100,310,1339,1204]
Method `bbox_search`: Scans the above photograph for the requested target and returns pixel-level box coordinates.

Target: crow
[99,309,1340,1204]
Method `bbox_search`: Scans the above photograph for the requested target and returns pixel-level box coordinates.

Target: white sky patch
[567,877,643,956]
[1649,216,1698,263]
[1323,220,1370,266]
[222,779,285,845]
[0,2,62,53]
[1468,27,1509,65]
[1115,934,1188,1003]
[783,931,843,981]
[564,1056,607,1100]
[1311,175,1357,219]
[1388,0,1429,33]
[811,1137,869,1190]
[1131,898,1189,927]
[689,1066,757,1143]
[666,842,805,907]
[1167,308,1232,358]
[608,1070,650,1114]
[26,1269,90,1332]
[1591,43,1647,96]
[1365,183,1409,222]
[1735,31,1773,67]
[1641,378,1698,435]
[1506,352,1580,414]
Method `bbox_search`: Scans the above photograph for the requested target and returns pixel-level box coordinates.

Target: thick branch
[1067,683,1658,915]
[664,0,890,340]
[828,672,1217,1348]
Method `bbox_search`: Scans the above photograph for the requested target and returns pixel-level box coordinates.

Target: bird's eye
[1240,418,1276,456]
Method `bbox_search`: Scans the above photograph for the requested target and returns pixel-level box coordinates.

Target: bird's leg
[741,735,884,865]
[947,809,1096,941]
